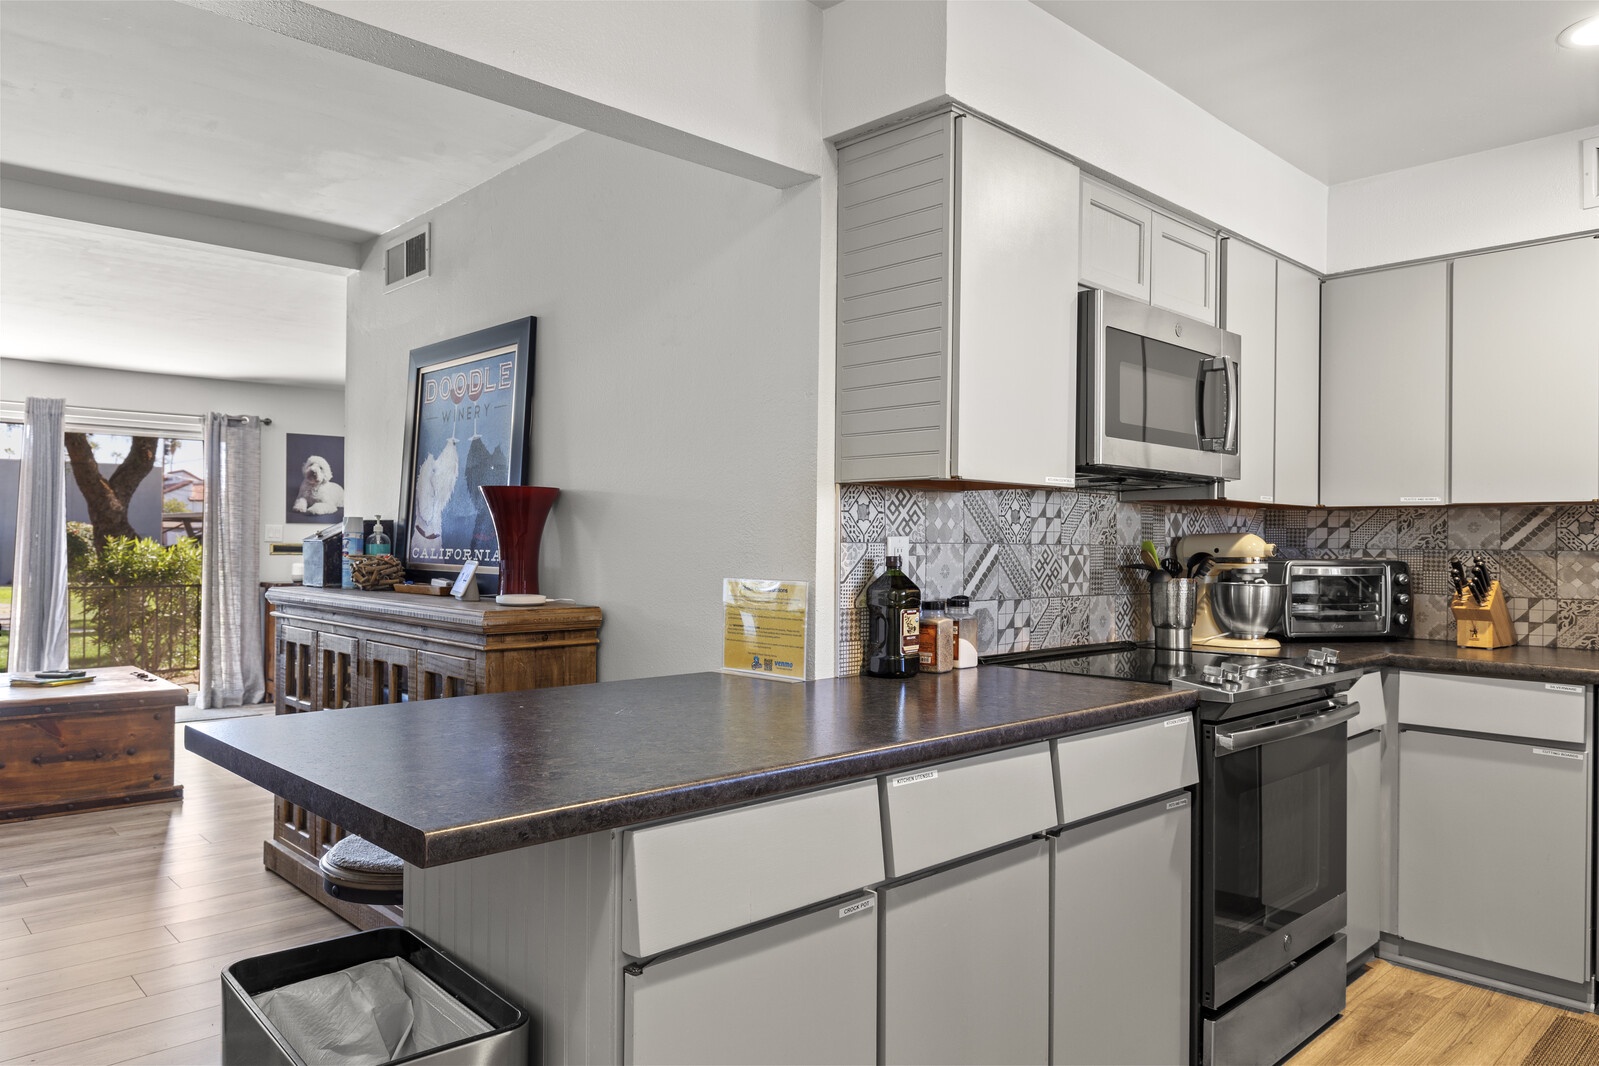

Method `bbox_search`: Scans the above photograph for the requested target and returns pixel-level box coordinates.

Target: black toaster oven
[1266,559,1412,639]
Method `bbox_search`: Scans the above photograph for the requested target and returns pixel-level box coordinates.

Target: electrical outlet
[264,523,284,542]
[887,535,911,559]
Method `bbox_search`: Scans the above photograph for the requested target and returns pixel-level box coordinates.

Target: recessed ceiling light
[1558,14,1599,47]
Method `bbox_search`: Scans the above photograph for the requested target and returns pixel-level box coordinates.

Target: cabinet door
[881,839,1050,1065]
[1054,795,1191,1066]
[1274,261,1321,506]
[363,640,412,705]
[623,894,877,1065]
[1346,730,1382,963]
[316,632,358,710]
[1321,263,1449,505]
[1397,729,1591,982]
[1151,212,1217,325]
[414,650,477,700]
[277,624,316,714]
[1080,179,1151,302]
[953,116,1080,486]
[1452,238,1599,503]
[1220,238,1277,503]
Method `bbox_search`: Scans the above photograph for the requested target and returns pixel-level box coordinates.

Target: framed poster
[285,433,346,523]
[396,317,535,592]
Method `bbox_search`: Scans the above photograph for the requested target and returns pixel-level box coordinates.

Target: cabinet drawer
[1346,671,1387,737]
[1398,672,1588,744]
[622,780,884,957]
[882,743,1056,877]
[1057,714,1197,825]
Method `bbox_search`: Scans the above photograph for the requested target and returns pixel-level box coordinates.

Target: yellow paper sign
[723,578,809,682]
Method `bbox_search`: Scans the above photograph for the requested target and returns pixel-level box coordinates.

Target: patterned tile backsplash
[836,487,1599,674]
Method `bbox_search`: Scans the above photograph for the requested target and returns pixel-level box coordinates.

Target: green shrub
[73,536,201,673]
[65,521,95,574]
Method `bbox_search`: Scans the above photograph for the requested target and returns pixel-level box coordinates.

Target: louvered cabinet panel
[363,641,413,705]
[416,650,478,701]
[277,625,316,713]
[318,632,359,710]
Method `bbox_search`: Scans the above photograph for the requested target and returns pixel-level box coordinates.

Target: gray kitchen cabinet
[624,892,878,1065]
[1081,177,1217,325]
[1320,262,1449,506]
[1054,794,1192,1066]
[1346,728,1382,964]
[836,110,1080,486]
[1273,261,1321,506]
[1218,238,1277,504]
[1451,236,1599,503]
[881,839,1050,1065]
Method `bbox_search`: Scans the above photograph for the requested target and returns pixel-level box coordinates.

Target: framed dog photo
[396,317,535,593]
[285,433,346,524]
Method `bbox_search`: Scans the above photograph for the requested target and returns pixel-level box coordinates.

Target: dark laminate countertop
[1317,638,1599,686]
[185,668,1194,868]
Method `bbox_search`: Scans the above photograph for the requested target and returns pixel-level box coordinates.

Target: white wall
[345,132,822,683]
[311,0,826,184]
[822,0,1329,271]
[1328,125,1599,273]
[0,358,346,583]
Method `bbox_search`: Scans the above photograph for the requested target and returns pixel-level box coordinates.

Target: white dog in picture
[293,455,345,515]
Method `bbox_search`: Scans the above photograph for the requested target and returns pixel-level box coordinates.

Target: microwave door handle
[1198,357,1234,452]
[1221,357,1239,455]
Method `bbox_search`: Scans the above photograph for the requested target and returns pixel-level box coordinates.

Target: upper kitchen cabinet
[1200,241,1318,507]
[1451,237,1599,504]
[836,112,1080,485]
[1081,177,1217,326]
[1321,263,1449,506]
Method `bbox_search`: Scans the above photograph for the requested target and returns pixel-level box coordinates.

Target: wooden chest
[0,667,187,821]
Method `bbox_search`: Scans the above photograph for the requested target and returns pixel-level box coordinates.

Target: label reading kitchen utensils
[1544,683,1585,693]
[839,896,875,919]
[1533,748,1585,761]
[1166,796,1190,810]
[1165,716,1190,728]
[891,769,938,787]
[1400,496,1443,503]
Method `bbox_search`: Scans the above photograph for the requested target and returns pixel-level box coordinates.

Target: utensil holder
[1150,578,1196,649]
[1452,580,1515,649]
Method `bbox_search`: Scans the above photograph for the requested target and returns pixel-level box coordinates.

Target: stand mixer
[1172,533,1284,651]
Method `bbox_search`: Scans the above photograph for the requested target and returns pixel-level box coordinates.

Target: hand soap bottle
[866,555,920,678]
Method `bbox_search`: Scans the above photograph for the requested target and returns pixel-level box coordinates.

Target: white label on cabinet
[891,769,938,787]
[1045,476,1073,486]
[838,896,875,919]
[1165,716,1190,728]
[1166,796,1190,810]
[1544,683,1585,693]
[1258,496,1274,503]
[1399,496,1442,503]
[1532,748,1585,761]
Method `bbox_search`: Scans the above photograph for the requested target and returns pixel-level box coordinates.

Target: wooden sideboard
[1,666,187,821]
[262,586,602,928]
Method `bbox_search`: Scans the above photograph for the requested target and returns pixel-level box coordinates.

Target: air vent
[384,224,430,290]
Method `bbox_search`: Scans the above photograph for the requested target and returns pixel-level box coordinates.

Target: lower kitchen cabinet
[1396,728,1591,984]
[623,893,878,1065]
[1053,793,1192,1066]
[881,838,1050,1065]
[1345,728,1382,964]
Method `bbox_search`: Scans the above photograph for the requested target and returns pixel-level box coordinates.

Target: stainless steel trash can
[222,927,529,1066]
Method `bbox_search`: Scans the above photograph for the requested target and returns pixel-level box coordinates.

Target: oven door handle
[1214,702,1359,753]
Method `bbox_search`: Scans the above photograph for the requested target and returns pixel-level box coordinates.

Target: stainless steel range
[989,642,1365,1066]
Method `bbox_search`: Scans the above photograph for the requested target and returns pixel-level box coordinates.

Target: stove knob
[1220,663,1244,684]
[1201,665,1225,685]
[1320,648,1340,666]
[1306,648,1328,666]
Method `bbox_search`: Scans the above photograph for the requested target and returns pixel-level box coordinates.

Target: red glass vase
[480,486,559,604]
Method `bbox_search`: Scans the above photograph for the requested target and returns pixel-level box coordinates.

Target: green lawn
[0,586,125,672]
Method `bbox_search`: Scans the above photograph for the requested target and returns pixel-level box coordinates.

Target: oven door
[1202,697,1353,1010]
[1285,564,1391,637]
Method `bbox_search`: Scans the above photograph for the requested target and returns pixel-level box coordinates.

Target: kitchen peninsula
[187,666,1200,1065]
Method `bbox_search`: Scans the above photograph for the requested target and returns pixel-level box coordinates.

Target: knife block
[1452,580,1515,649]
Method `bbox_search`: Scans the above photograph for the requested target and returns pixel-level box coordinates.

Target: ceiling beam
[182,0,818,190]
[0,165,367,273]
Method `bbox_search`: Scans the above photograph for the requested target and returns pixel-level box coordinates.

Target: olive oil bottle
[866,555,921,678]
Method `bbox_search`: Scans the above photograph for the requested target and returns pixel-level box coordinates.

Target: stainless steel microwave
[1075,288,1241,490]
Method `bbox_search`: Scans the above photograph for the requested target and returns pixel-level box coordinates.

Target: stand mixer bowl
[1209,580,1287,639]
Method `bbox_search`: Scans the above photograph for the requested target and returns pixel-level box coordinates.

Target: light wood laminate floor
[1291,958,1599,1065]
[0,724,351,1065]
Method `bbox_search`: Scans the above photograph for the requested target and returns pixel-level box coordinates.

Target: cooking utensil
[1161,557,1184,577]
[1185,552,1214,579]
[1210,581,1288,639]
[1140,540,1162,571]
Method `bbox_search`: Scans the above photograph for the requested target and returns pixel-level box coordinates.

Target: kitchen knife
[1449,560,1468,599]
[1470,555,1490,605]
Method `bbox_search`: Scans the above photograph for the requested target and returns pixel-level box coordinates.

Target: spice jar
[947,595,978,668]
[918,600,955,673]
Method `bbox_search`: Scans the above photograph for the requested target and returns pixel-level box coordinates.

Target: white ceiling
[1034,0,1599,184]
[3,1,1597,390]
[0,0,580,388]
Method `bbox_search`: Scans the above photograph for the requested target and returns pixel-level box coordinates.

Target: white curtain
[9,397,70,672]
[198,412,264,708]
